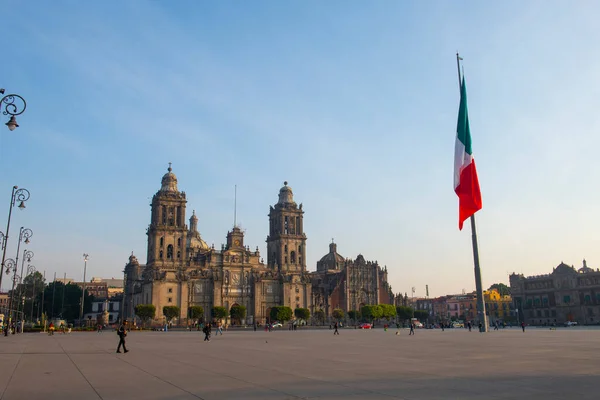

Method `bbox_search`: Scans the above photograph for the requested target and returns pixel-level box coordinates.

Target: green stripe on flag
[457,78,473,156]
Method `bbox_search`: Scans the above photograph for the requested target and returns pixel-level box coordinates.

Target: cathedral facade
[123,167,312,325]
[311,242,395,317]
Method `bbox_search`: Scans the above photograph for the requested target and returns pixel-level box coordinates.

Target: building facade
[510,260,600,326]
[311,242,394,318]
[123,167,312,325]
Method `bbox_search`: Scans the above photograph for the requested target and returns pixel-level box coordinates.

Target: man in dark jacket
[116,321,129,353]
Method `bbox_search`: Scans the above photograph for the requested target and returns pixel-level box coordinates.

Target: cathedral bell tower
[266,182,306,273]
[147,164,188,267]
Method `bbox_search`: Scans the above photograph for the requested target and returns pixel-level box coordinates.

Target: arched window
[290,251,296,264]
[167,245,173,259]
[160,237,164,247]
[159,250,163,259]
[168,207,175,226]
[177,250,181,259]
[162,206,167,225]
[284,244,288,253]
[177,238,181,247]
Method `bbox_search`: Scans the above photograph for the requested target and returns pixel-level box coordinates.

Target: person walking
[203,323,211,341]
[116,321,129,353]
[494,320,499,331]
[333,321,339,335]
[521,321,526,332]
[440,322,445,332]
[409,322,415,336]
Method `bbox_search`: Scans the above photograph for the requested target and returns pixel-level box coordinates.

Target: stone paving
[0,327,597,399]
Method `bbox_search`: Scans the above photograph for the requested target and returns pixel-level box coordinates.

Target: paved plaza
[0,327,597,399]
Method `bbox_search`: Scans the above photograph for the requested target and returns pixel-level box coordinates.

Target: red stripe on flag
[455,160,482,230]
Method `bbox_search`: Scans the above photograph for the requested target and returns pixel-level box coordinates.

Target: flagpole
[456,53,488,333]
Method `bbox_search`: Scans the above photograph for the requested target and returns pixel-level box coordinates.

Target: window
[177,251,181,259]
[564,295,571,304]
[290,251,296,264]
[284,256,288,264]
[168,207,174,226]
[162,206,167,225]
[177,238,181,247]
[160,237,164,247]
[167,245,173,259]
[284,244,288,253]
[284,216,288,234]
[168,288,173,293]
[295,287,300,293]
[168,297,172,303]
[159,250,163,259]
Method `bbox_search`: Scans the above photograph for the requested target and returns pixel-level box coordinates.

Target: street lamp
[0,88,27,131]
[79,253,89,327]
[27,265,36,323]
[0,186,30,290]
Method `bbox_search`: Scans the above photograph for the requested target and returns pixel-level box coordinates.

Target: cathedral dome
[317,242,345,272]
[188,233,209,252]
[161,164,178,192]
[278,181,295,205]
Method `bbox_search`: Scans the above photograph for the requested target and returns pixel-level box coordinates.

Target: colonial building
[123,167,311,325]
[510,260,600,325]
[311,242,394,318]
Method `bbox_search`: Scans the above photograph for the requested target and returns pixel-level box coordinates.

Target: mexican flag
[454,77,482,230]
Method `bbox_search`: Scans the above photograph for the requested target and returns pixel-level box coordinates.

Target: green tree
[269,306,293,323]
[371,305,383,320]
[189,306,204,322]
[347,310,361,324]
[488,283,511,296]
[380,304,397,320]
[294,307,310,321]
[16,271,45,322]
[212,306,228,321]
[135,304,156,327]
[396,306,414,321]
[332,308,345,321]
[41,281,95,322]
[361,305,373,321]
[314,309,325,325]
[414,310,429,321]
[162,306,180,323]
[230,305,247,324]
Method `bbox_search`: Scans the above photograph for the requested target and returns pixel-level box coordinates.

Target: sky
[1,1,599,296]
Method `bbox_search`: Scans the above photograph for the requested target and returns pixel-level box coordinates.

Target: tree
[17,271,45,321]
[347,310,361,324]
[41,281,95,322]
[396,306,414,321]
[361,305,373,321]
[371,305,383,320]
[189,306,204,322]
[380,304,397,320]
[270,306,293,323]
[414,310,429,321]
[162,306,180,323]
[294,307,310,321]
[489,283,511,296]
[135,304,156,327]
[332,308,345,321]
[230,305,247,324]
[212,306,228,321]
[314,309,325,325]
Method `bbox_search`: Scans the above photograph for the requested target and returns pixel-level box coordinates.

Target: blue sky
[1,1,599,296]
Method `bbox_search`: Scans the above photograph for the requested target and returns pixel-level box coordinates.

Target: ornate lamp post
[27,265,36,323]
[0,186,30,290]
[79,254,89,327]
[0,88,27,131]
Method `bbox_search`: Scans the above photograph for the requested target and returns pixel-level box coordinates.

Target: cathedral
[123,166,311,325]
[123,166,394,325]
[311,242,394,317]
